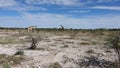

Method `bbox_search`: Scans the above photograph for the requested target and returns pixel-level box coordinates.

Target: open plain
[0,28,119,68]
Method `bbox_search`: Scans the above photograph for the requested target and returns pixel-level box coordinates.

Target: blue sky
[0,0,120,29]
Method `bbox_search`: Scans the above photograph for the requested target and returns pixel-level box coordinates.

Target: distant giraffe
[27,26,37,32]
[60,25,65,30]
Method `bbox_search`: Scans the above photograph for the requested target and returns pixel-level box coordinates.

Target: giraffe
[60,25,65,30]
[27,26,37,32]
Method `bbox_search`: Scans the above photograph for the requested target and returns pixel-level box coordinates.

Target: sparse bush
[90,41,98,45]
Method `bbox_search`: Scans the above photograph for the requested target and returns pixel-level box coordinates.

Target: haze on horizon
[0,0,120,29]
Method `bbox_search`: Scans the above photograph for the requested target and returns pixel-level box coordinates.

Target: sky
[0,0,120,29]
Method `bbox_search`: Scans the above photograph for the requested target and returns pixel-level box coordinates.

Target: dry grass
[0,37,15,44]
[0,36,27,45]
[61,45,69,48]
[80,42,90,45]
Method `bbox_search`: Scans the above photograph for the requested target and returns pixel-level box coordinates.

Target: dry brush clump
[27,33,41,50]
[29,38,38,49]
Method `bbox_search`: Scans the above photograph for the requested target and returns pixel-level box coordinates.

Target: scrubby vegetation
[0,54,25,68]
[0,27,120,68]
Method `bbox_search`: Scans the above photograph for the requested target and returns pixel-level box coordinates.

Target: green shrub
[106,31,120,62]
[49,62,62,68]
[0,54,24,65]
[3,62,11,68]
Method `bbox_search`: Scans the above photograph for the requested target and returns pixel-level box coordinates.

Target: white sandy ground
[0,32,118,68]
